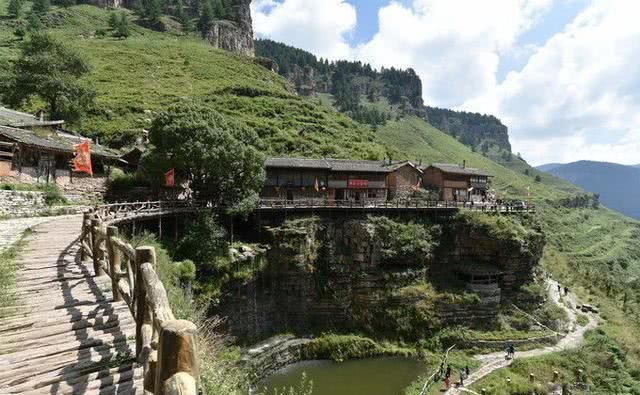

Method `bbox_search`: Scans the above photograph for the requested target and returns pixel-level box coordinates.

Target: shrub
[369,216,438,266]
[42,184,67,206]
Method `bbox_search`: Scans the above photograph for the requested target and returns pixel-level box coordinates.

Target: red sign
[348,179,369,189]
[72,140,93,175]
[165,168,175,187]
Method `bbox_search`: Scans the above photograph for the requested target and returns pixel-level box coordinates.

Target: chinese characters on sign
[348,179,369,188]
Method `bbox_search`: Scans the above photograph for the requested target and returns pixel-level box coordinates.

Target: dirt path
[444,279,598,394]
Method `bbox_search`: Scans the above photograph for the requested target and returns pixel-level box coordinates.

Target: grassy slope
[377,116,580,199]
[0,3,387,159]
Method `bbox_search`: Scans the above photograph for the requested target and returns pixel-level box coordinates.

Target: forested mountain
[255,38,512,153]
[537,160,640,219]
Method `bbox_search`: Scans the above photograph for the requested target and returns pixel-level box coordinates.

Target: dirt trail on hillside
[444,279,598,395]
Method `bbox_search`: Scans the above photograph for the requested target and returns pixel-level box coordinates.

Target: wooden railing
[94,200,209,223]
[80,211,198,395]
[258,198,536,213]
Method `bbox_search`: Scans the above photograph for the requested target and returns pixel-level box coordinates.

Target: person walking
[444,376,450,390]
[465,365,470,377]
[446,365,452,379]
[459,368,466,387]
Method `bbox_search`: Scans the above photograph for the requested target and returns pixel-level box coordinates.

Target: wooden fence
[80,211,198,395]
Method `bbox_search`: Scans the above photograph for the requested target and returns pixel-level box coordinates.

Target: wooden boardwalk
[0,216,143,394]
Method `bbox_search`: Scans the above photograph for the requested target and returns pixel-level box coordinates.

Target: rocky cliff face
[425,106,512,152]
[218,215,543,341]
[206,0,254,56]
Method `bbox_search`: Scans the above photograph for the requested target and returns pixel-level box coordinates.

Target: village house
[0,108,121,201]
[422,162,492,202]
[262,157,423,202]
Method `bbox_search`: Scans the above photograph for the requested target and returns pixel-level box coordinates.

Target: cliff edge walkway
[0,216,142,394]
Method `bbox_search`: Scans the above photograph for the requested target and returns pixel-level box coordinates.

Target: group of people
[439,363,470,389]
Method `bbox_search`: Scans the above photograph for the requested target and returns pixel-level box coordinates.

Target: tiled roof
[0,107,64,128]
[429,163,491,177]
[265,157,420,173]
[0,125,119,159]
[265,157,331,169]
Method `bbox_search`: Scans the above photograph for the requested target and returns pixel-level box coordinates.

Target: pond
[258,357,427,395]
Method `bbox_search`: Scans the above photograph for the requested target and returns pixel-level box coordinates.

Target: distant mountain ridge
[255,39,512,154]
[537,160,640,219]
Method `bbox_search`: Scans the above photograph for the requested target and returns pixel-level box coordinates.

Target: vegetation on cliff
[369,216,440,267]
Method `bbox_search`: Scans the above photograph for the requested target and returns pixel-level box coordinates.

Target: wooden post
[155,320,199,395]
[91,218,105,276]
[80,212,91,261]
[107,226,122,302]
[135,246,156,358]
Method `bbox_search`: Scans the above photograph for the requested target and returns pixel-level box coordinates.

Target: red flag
[72,140,92,175]
[165,168,175,187]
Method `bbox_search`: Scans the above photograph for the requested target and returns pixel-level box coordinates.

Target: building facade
[422,162,491,202]
[262,158,423,202]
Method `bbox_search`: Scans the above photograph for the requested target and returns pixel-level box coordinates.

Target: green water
[258,357,427,395]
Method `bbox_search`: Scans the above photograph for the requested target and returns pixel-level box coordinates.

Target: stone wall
[0,190,88,218]
[0,166,108,204]
[218,215,543,342]
[0,190,47,218]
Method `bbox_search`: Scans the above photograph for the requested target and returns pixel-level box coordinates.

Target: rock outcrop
[206,0,254,56]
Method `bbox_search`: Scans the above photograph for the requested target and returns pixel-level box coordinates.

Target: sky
[251,0,640,166]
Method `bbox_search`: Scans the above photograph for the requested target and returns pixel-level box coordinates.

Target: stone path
[0,216,58,252]
[444,279,598,395]
[0,216,143,394]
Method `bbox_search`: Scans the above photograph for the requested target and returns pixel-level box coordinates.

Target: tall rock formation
[206,0,255,57]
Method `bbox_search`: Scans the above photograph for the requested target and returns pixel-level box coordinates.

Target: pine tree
[31,0,50,14]
[175,0,191,31]
[212,0,224,19]
[27,13,43,32]
[115,12,130,38]
[7,0,24,17]
[108,12,120,29]
[198,1,213,37]
[142,0,162,23]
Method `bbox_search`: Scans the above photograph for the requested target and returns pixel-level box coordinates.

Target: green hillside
[376,116,581,199]
[0,3,386,158]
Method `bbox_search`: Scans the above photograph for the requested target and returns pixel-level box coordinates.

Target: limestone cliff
[425,106,512,152]
[206,0,255,56]
[218,215,544,341]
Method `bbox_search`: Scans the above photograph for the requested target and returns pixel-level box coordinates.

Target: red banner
[72,140,92,175]
[348,179,368,189]
[165,168,175,187]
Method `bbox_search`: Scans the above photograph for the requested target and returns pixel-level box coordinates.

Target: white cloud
[353,0,553,108]
[474,0,640,165]
[252,0,357,60]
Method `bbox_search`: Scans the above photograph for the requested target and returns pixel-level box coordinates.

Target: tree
[143,103,265,209]
[114,12,130,38]
[31,0,50,14]
[142,0,162,23]
[7,0,24,17]
[53,0,75,8]
[26,13,43,32]
[197,0,213,37]
[211,0,224,18]
[535,175,542,183]
[108,12,120,30]
[2,33,95,123]
[175,0,191,31]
